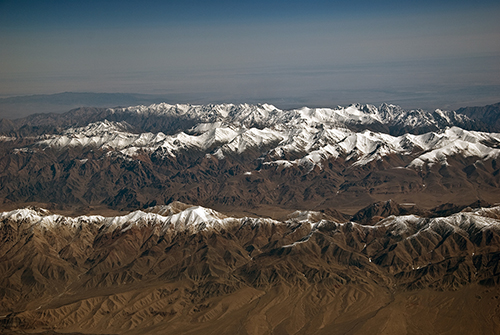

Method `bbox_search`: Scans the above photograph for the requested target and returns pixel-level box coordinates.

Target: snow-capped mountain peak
[22,102,500,170]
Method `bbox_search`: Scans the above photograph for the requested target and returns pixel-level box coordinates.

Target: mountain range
[1,102,499,215]
[1,101,500,334]
[1,202,500,334]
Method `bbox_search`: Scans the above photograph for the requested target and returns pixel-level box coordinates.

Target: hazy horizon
[1,0,499,112]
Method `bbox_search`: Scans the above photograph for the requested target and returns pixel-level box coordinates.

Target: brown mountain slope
[1,205,499,334]
[1,145,499,216]
[1,102,500,215]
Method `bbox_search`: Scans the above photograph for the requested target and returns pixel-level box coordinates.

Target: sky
[0,0,499,110]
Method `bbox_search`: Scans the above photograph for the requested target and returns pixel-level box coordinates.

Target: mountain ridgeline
[0,102,499,214]
[0,203,499,334]
[2,102,500,136]
[1,101,500,334]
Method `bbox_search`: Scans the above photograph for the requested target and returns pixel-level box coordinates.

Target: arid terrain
[1,102,500,334]
[1,102,500,215]
[1,203,500,334]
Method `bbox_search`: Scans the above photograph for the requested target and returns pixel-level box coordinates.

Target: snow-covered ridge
[371,210,500,242]
[0,204,277,234]
[115,103,281,127]
[36,120,242,156]
[113,102,471,130]
[31,123,500,168]
[0,135,16,142]
[310,208,500,248]
[13,102,500,168]
[1,205,499,242]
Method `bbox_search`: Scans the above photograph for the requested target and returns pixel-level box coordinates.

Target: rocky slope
[1,101,497,136]
[456,102,500,133]
[1,101,500,335]
[1,102,500,214]
[0,203,499,334]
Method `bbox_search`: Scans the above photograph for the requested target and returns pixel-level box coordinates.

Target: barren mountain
[1,203,499,334]
[1,101,500,334]
[1,102,499,215]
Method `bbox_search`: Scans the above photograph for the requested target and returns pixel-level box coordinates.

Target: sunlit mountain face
[1,202,500,334]
[1,0,499,333]
[1,102,499,213]
[0,101,500,335]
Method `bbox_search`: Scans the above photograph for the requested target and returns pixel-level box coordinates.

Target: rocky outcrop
[456,102,500,132]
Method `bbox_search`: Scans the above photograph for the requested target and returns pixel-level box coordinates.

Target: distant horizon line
[3,90,500,106]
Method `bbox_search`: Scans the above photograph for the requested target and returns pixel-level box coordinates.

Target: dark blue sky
[2,1,498,27]
[1,0,499,110]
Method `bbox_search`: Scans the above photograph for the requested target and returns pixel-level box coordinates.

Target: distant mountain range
[0,101,499,214]
[0,92,186,119]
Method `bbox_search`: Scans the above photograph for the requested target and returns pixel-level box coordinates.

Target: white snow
[0,204,235,234]
[16,103,498,169]
[1,205,499,249]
